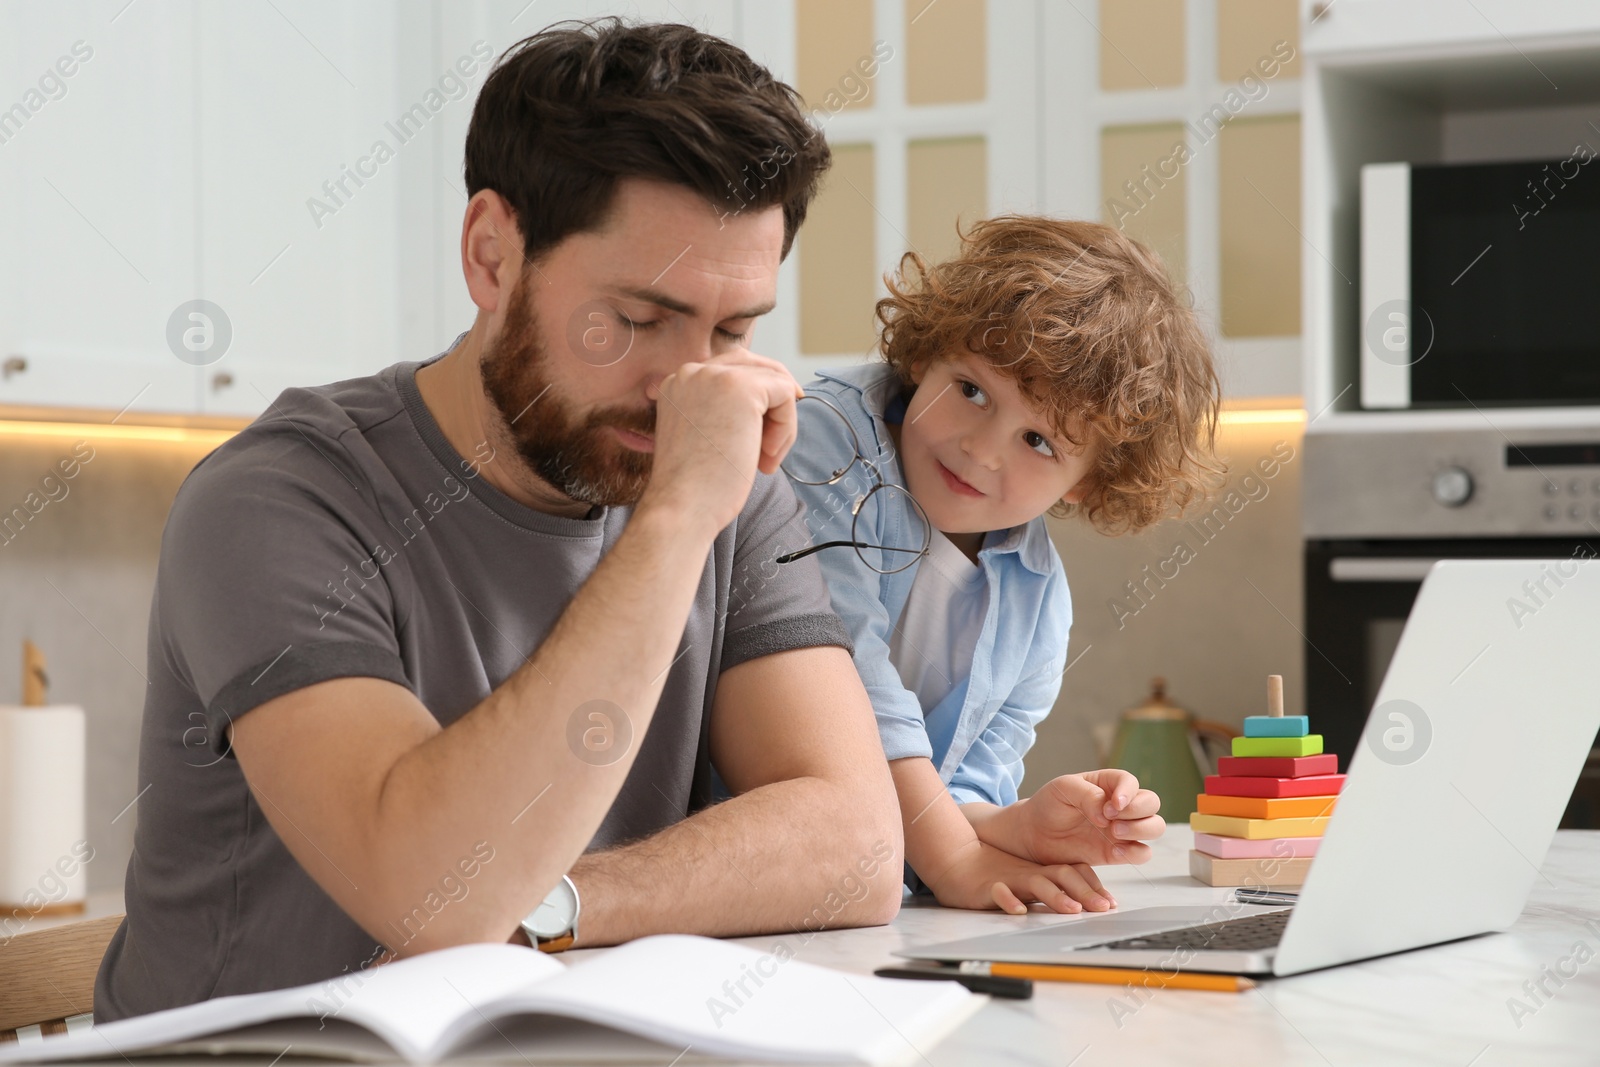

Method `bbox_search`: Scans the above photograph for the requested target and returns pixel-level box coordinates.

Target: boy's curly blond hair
[876,215,1226,534]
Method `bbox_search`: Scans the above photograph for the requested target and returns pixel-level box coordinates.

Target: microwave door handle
[1329,558,1442,582]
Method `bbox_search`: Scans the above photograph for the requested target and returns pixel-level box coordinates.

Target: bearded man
[95,18,901,1020]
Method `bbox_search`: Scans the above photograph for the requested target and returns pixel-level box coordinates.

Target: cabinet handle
[211,371,235,392]
[2,355,26,379]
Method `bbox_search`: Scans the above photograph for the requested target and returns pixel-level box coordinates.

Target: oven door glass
[1306,539,1600,828]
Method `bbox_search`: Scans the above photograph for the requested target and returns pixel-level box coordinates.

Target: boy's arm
[892,756,1114,914]
[946,564,1072,811]
[953,641,1165,867]
[945,560,1162,868]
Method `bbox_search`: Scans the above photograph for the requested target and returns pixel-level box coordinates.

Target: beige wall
[1024,416,1307,790]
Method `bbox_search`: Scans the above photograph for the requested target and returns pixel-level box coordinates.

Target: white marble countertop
[700,826,1600,1067]
[44,831,1600,1065]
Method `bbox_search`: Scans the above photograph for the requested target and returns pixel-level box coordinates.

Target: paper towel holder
[1,640,89,917]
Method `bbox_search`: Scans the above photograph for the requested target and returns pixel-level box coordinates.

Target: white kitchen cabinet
[7,0,866,417]
[1,1,416,418]
[1302,0,1600,59]
[192,1,408,416]
[0,1,200,416]
[1299,0,1600,423]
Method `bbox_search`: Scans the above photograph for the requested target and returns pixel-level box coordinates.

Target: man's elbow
[820,837,902,930]
[839,773,905,926]
[860,865,903,925]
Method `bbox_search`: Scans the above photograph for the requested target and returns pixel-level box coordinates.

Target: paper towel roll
[0,705,87,913]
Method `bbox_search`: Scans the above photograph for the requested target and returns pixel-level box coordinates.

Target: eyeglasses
[775,395,932,575]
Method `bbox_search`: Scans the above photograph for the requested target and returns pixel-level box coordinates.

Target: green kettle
[1106,677,1234,823]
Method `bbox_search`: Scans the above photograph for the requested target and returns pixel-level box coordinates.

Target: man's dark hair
[464,19,830,263]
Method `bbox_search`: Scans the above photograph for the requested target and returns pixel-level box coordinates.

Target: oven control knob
[1431,466,1474,507]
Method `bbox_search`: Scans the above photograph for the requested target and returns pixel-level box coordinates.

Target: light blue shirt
[788,363,1073,809]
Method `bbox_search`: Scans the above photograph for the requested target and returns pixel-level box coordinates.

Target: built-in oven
[1304,421,1600,828]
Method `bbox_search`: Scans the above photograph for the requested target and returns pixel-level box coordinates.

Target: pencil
[962,960,1255,993]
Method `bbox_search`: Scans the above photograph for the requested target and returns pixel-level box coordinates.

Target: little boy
[785,216,1224,913]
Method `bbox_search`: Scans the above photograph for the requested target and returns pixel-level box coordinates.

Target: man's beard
[480,272,655,507]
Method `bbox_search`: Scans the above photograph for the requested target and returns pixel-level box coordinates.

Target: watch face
[525,877,578,940]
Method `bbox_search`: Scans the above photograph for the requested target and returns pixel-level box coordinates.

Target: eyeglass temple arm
[774,541,927,565]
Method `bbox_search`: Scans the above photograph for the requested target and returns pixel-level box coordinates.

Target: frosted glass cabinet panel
[799,143,878,357]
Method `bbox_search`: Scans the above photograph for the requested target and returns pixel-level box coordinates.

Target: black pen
[1233,888,1298,906]
[874,964,1033,999]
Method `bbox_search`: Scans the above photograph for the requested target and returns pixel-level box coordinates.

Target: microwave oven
[1359,157,1600,410]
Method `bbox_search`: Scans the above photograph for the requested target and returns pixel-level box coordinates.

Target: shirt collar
[983,520,1055,576]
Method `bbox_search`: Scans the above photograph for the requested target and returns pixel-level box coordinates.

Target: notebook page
[480,934,976,1066]
[316,943,566,1060]
[0,943,564,1065]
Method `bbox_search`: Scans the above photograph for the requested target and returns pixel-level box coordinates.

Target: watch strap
[535,932,575,954]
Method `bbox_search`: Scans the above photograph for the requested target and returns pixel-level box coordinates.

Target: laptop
[899,559,1600,977]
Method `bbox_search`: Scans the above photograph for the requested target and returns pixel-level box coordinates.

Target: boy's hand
[967,770,1165,867]
[926,839,1116,915]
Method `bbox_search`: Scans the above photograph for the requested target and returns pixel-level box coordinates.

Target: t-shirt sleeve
[157,431,412,758]
[718,470,854,672]
[787,477,934,763]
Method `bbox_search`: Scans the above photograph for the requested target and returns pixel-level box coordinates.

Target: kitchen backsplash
[0,415,1304,892]
[0,431,217,894]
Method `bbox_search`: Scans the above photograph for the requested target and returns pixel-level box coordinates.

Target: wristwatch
[521,875,580,953]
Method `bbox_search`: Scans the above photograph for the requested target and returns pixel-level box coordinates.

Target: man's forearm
[361,499,719,949]
[569,775,902,946]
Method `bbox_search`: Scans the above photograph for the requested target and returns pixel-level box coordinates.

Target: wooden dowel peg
[22,640,49,707]
[1267,674,1284,718]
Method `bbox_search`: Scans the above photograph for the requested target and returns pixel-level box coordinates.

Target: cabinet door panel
[194,2,402,415]
[1,1,199,414]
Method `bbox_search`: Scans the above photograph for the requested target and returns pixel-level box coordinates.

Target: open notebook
[0,935,978,1065]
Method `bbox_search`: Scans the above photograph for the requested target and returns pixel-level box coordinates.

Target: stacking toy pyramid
[1188,675,1345,887]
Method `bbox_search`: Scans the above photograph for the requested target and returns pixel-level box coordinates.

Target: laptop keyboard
[1092,909,1291,953]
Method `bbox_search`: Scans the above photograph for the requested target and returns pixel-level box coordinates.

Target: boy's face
[897,352,1098,536]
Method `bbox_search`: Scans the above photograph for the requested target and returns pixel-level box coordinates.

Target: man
[95,19,901,1020]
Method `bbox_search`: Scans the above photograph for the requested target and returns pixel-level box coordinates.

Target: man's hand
[965,770,1165,868]
[641,351,802,540]
[923,838,1116,916]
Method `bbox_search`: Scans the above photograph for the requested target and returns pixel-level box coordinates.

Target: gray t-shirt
[94,351,850,1021]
